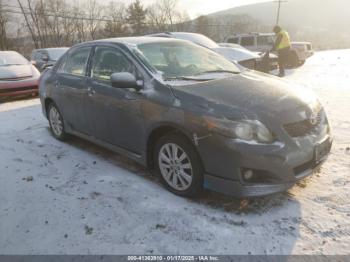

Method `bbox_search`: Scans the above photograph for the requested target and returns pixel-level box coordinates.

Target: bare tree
[86,0,103,40]
[195,15,210,36]
[0,0,10,49]
[17,0,39,48]
[147,0,190,33]
[147,3,168,32]
[103,1,128,37]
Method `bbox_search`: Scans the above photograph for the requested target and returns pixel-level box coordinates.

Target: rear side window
[91,46,135,81]
[240,37,255,46]
[227,37,239,44]
[63,47,91,76]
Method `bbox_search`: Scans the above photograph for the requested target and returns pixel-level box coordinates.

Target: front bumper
[204,153,329,197]
[198,132,332,197]
[0,78,39,98]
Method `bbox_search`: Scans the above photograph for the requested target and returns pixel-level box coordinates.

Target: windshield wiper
[194,69,240,75]
[163,76,208,81]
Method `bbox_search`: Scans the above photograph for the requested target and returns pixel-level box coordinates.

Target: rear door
[85,45,145,154]
[55,46,93,135]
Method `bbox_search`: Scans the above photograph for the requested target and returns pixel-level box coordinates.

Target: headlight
[204,117,274,144]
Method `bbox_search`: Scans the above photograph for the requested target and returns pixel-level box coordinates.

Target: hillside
[202,0,350,49]
[209,0,349,30]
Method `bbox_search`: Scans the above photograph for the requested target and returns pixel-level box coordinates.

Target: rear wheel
[48,103,67,141]
[154,133,203,197]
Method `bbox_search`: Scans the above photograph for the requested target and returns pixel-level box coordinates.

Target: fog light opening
[242,169,254,181]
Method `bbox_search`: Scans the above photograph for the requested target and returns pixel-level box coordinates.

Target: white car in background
[148,32,264,71]
[225,33,314,67]
[218,42,278,71]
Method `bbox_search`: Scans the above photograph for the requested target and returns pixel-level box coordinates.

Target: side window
[63,47,91,76]
[56,54,67,73]
[257,36,274,46]
[227,37,239,44]
[240,37,255,47]
[91,46,135,82]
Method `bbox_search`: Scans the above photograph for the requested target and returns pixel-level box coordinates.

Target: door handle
[87,87,96,96]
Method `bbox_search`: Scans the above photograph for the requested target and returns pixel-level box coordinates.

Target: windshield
[172,33,219,49]
[0,52,29,66]
[47,48,69,60]
[135,41,240,79]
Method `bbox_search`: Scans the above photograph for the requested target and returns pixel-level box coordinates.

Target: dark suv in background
[39,37,332,198]
[31,48,68,72]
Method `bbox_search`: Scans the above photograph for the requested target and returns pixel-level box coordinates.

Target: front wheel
[48,103,67,141]
[154,133,203,197]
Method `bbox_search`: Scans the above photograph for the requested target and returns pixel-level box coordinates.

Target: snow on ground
[0,50,349,255]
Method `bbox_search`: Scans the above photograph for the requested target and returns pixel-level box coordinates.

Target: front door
[86,45,145,154]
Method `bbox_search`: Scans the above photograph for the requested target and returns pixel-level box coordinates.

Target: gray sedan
[39,37,332,197]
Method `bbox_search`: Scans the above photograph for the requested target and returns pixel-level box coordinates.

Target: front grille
[283,109,322,137]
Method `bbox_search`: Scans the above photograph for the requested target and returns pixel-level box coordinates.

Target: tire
[154,133,203,197]
[47,102,67,141]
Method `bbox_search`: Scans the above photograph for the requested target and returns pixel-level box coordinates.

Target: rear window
[240,37,255,47]
[47,48,69,61]
[0,52,29,66]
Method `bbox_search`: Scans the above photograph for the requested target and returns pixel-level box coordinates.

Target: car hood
[0,64,34,80]
[170,71,318,121]
[212,47,260,62]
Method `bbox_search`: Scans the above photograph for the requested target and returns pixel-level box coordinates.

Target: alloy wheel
[158,143,193,191]
[49,106,63,137]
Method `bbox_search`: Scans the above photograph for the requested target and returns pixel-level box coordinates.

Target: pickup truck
[225,33,314,67]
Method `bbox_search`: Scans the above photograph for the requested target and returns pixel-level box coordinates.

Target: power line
[274,0,287,25]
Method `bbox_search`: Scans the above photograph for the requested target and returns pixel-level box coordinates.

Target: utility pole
[275,0,287,25]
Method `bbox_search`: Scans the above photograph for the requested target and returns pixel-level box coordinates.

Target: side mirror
[110,72,141,90]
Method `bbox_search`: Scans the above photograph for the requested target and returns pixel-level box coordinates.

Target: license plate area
[315,138,331,163]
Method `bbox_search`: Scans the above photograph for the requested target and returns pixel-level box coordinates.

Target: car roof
[33,47,69,52]
[231,33,274,37]
[81,36,186,46]
[147,32,205,38]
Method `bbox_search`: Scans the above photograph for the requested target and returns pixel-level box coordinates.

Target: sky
[105,0,272,18]
[177,0,272,18]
